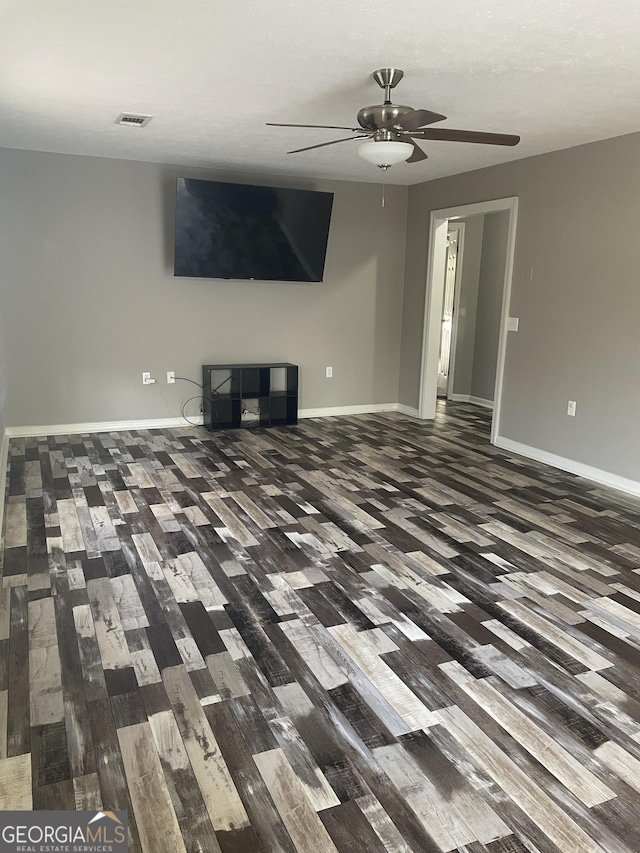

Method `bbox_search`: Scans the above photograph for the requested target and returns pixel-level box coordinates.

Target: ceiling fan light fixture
[358,140,413,169]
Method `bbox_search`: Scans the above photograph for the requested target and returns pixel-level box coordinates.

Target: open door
[437,224,464,398]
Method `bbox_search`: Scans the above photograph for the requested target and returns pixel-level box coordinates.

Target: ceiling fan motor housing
[357,103,415,131]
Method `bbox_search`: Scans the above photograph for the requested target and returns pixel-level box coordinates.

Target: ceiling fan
[266,68,520,169]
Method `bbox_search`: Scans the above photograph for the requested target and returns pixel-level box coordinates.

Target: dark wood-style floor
[2,402,640,852]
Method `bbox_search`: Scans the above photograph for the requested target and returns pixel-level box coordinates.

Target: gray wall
[470,210,510,402]
[400,130,640,481]
[450,215,484,397]
[0,148,407,427]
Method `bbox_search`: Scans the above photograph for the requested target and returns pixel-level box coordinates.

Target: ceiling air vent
[116,112,153,127]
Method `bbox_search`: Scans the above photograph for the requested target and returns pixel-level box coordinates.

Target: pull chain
[382,182,385,208]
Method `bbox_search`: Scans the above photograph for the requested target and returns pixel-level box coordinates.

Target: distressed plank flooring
[2,401,640,851]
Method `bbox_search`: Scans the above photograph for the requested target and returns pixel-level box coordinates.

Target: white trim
[489,201,519,445]
[434,197,520,220]
[448,394,494,409]
[4,405,405,437]
[299,403,397,419]
[5,415,204,438]
[0,428,8,544]
[395,403,420,418]
[495,436,640,498]
[418,196,519,442]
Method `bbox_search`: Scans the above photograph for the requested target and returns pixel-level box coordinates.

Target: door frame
[417,196,519,444]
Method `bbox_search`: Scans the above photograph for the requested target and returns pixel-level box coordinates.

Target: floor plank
[118,721,187,853]
[0,752,32,809]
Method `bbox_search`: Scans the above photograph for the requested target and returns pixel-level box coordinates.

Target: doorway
[417,197,518,444]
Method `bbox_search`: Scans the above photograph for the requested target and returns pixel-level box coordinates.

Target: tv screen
[173,178,334,282]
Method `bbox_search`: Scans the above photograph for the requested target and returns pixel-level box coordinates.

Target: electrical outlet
[507,317,519,332]
[167,371,175,384]
[142,372,156,385]
[326,366,333,378]
[567,400,576,417]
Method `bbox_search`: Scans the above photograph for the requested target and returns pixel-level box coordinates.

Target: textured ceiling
[1,0,639,185]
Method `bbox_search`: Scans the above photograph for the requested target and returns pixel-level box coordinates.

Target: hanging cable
[174,376,204,389]
[181,395,203,427]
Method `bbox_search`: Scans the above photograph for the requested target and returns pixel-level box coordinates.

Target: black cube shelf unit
[202,363,298,431]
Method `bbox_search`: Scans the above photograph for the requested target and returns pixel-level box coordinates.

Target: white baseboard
[448,394,494,409]
[5,415,204,438]
[494,436,640,498]
[299,403,397,419]
[4,405,406,437]
[395,403,420,418]
[0,428,8,543]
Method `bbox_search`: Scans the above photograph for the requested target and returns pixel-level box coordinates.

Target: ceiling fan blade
[390,108,447,131]
[266,122,363,131]
[405,139,428,163]
[410,128,520,146]
[287,135,370,154]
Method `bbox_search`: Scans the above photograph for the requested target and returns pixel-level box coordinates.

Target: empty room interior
[3,2,640,852]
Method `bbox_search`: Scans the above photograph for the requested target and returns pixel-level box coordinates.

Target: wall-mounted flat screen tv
[174,178,334,282]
